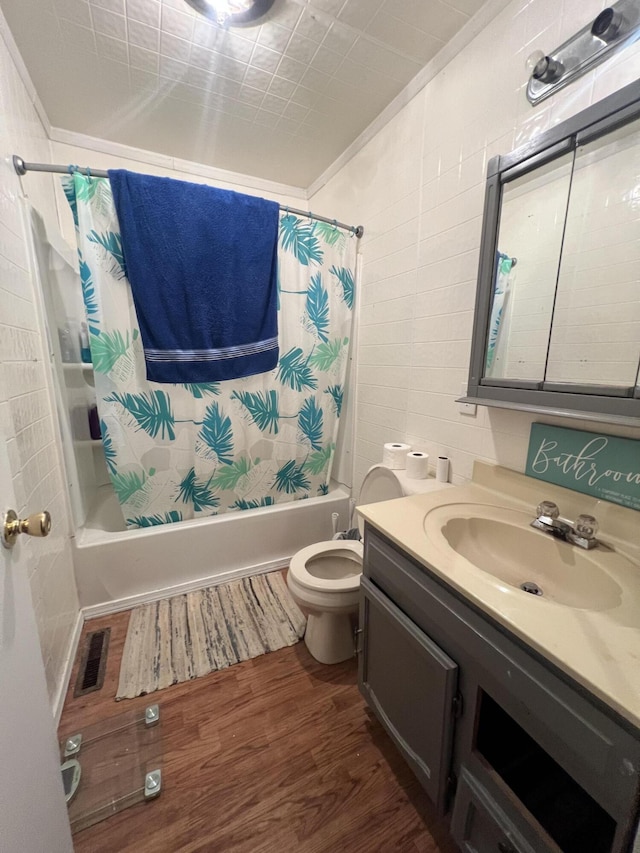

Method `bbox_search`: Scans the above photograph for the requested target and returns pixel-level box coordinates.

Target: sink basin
[424,504,623,611]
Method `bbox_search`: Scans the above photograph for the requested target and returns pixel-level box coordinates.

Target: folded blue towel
[108,170,280,383]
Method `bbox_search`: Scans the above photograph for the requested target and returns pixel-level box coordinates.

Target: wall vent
[74,628,110,697]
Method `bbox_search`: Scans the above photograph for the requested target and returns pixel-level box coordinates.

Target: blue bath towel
[108,170,280,383]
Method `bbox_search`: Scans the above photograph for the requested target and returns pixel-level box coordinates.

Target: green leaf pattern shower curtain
[64,174,356,528]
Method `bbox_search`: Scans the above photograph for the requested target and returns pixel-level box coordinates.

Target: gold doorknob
[2,510,51,549]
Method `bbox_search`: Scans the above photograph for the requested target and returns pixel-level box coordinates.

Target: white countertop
[358,463,640,730]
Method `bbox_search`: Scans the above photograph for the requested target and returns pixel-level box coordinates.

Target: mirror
[487,154,573,382]
[546,118,640,389]
[466,78,640,424]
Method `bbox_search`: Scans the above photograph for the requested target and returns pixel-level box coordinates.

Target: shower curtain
[63,174,356,528]
[485,251,515,376]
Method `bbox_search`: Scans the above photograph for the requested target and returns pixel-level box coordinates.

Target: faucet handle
[574,514,598,541]
[537,500,559,519]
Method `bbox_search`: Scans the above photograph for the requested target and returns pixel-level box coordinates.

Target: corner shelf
[62,363,94,372]
[61,362,95,389]
[73,439,102,447]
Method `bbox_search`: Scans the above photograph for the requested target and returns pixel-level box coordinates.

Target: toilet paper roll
[382,442,412,469]
[405,451,429,480]
[436,456,450,483]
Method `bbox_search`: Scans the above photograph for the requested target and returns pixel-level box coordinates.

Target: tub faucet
[531,501,599,550]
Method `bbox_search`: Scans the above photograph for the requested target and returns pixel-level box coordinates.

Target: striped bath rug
[116,571,306,700]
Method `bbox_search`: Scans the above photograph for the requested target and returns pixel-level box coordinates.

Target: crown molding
[48,126,307,200]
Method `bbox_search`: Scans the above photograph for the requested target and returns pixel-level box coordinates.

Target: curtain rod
[13,155,364,238]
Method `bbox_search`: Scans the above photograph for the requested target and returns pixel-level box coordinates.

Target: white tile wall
[0,18,79,711]
[309,0,640,492]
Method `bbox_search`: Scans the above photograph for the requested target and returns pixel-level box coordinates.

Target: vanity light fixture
[527,0,640,104]
[183,0,275,27]
[531,55,565,85]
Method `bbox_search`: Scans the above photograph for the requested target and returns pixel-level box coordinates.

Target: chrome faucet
[531,501,599,550]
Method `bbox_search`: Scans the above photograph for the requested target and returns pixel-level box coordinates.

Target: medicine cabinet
[462,78,640,425]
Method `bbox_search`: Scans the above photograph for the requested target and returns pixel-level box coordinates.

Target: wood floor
[60,608,458,853]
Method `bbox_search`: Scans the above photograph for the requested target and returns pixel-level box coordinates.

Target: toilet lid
[356,464,404,536]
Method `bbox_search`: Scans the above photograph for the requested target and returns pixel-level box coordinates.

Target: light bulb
[213,0,254,24]
[184,0,256,26]
[526,50,545,73]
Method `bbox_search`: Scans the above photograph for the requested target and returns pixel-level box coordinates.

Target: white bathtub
[73,484,351,614]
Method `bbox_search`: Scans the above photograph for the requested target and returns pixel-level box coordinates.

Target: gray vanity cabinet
[358,576,458,814]
[359,525,640,853]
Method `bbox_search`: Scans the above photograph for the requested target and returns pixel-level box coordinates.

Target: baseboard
[53,610,84,725]
[81,558,290,620]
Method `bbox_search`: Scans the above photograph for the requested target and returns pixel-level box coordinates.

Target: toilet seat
[288,540,363,593]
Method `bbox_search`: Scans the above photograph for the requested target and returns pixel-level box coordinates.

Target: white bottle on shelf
[79,321,92,364]
[60,317,80,363]
[58,323,73,362]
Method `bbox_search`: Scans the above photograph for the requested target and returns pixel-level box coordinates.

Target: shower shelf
[74,439,102,447]
[62,363,93,373]
[62,362,95,388]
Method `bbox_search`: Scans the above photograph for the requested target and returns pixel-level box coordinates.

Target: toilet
[287,464,451,664]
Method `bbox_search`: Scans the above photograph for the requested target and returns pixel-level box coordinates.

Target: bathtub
[73,483,351,615]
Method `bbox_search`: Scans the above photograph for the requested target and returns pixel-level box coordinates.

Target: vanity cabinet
[359,526,640,853]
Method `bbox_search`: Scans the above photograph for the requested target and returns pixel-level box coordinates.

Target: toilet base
[304,611,355,664]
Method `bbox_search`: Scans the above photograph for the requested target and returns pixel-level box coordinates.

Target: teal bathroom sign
[525,424,640,511]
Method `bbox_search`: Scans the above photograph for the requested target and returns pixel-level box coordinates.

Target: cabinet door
[451,768,538,853]
[358,576,458,813]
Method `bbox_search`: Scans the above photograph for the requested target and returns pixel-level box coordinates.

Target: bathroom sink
[424,504,624,611]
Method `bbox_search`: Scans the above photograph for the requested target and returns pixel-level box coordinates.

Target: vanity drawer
[363,527,640,825]
[450,768,538,853]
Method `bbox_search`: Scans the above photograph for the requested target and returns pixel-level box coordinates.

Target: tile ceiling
[2,0,488,186]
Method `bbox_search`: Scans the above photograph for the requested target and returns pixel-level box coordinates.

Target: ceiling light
[183,0,276,27]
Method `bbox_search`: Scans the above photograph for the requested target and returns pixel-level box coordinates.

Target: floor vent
[74,628,110,697]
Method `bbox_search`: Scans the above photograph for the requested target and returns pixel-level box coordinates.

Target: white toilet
[287,465,451,664]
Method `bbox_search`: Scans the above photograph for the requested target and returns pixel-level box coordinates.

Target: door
[358,576,459,814]
[0,432,73,851]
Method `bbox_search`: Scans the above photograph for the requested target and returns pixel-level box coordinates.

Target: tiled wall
[309,0,640,492]
[0,18,79,713]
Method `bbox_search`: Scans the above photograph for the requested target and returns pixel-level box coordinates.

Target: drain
[520,581,543,596]
[74,628,110,697]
